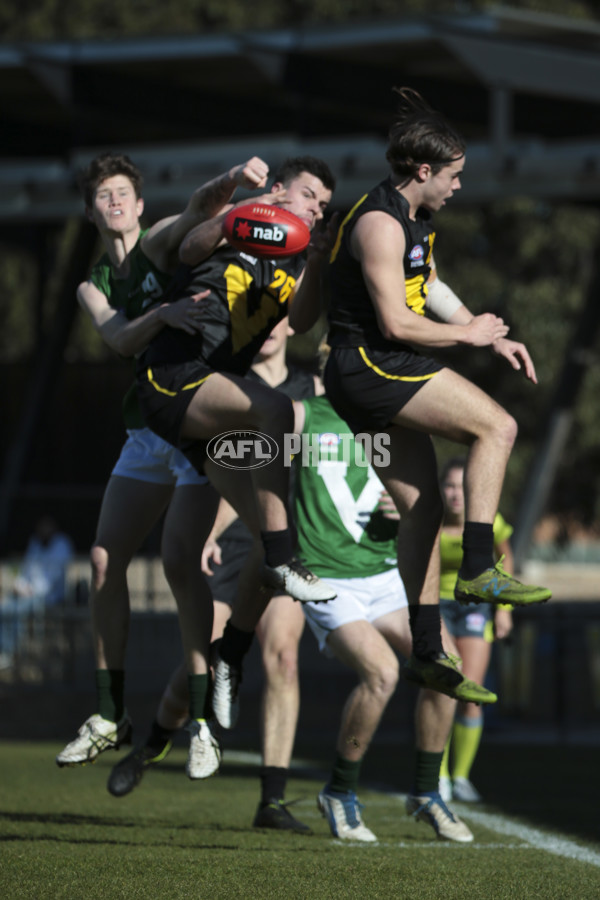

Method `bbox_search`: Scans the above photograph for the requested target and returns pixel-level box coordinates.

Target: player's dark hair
[78,152,144,207]
[440,456,467,483]
[271,156,336,192]
[386,87,466,179]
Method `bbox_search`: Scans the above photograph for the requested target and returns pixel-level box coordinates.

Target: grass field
[1,740,599,899]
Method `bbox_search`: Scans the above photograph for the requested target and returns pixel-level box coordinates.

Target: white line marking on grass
[383,793,600,869]
[332,841,528,850]
[218,759,600,867]
[460,808,600,869]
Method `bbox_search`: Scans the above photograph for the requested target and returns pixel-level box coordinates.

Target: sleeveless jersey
[439,512,514,600]
[294,395,398,578]
[90,229,174,428]
[142,244,305,378]
[327,178,435,349]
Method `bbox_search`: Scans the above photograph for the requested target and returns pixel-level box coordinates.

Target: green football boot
[455,556,551,607]
[402,652,497,704]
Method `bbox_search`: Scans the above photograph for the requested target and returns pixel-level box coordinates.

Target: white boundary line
[386,794,600,869]
[222,752,600,868]
[458,807,600,869]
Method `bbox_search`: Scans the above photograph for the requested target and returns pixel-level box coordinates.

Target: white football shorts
[302,566,407,655]
[111,428,208,487]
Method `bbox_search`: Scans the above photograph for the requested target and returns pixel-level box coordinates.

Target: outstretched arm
[142,157,270,271]
[179,186,287,267]
[77,279,207,357]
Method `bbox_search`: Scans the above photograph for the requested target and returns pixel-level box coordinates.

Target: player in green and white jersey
[295,395,475,844]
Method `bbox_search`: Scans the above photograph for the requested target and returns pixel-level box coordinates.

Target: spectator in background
[0,515,74,667]
[13,515,75,607]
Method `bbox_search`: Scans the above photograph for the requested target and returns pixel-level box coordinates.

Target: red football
[222,203,310,258]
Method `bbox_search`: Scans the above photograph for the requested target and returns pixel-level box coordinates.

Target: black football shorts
[324,345,443,433]
[136,359,215,474]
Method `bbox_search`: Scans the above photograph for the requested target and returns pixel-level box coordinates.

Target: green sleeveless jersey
[294,395,397,578]
[90,229,173,428]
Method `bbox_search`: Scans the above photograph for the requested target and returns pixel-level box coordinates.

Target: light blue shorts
[302,567,407,655]
[111,428,208,487]
[440,598,494,642]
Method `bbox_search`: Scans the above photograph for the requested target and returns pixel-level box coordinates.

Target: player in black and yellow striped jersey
[136,157,338,609]
[324,86,551,704]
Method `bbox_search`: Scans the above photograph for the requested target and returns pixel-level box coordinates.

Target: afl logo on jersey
[409,244,424,262]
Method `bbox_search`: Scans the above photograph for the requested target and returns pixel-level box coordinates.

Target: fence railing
[2,558,600,740]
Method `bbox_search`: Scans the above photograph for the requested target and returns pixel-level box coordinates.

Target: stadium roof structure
[2,4,600,222]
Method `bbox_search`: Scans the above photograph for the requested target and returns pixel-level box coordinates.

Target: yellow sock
[451,715,483,780]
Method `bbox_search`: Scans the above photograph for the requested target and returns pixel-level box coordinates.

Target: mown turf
[1,742,599,899]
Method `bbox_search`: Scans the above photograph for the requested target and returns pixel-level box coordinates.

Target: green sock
[188,673,210,721]
[414,749,444,794]
[329,754,362,794]
[96,669,125,722]
[451,714,483,780]
[439,737,451,779]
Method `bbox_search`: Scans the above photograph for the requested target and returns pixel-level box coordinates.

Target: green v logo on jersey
[317,460,384,543]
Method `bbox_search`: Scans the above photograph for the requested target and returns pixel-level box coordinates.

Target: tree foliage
[432,199,600,528]
[0,0,598,41]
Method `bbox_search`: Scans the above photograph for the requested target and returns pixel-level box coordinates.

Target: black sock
[460,521,494,579]
[219,621,254,668]
[414,749,444,795]
[259,765,288,804]
[408,605,443,661]
[145,719,176,753]
[261,529,294,567]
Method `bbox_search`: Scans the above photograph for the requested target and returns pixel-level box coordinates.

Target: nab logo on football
[207,430,279,470]
[223,203,311,258]
[233,216,287,250]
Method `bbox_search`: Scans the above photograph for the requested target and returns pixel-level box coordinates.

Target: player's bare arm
[77,280,208,357]
[179,188,288,267]
[354,211,508,349]
[288,213,339,335]
[142,157,271,270]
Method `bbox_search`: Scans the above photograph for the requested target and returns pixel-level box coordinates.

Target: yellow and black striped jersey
[143,244,304,376]
[327,177,435,349]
